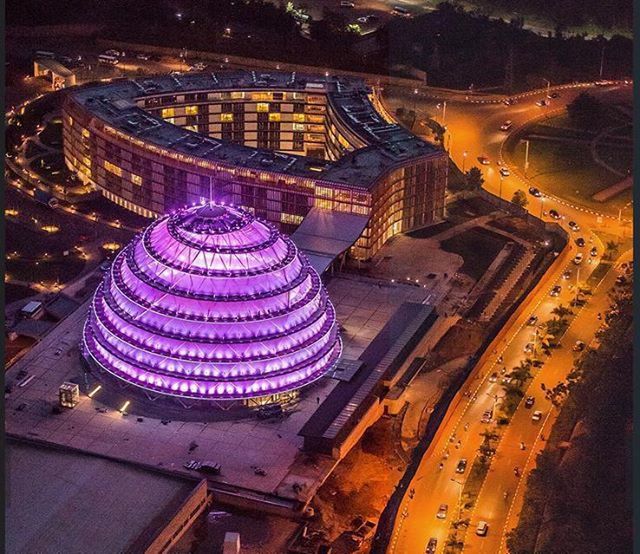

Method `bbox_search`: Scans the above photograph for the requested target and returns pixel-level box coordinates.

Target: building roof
[291,208,369,274]
[68,70,442,189]
[34,58,75,77]
[299,302,437,445]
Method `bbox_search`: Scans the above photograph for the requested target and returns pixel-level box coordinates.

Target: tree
[511,189,528,207]
[465,166,484,190]
[603,240,619,260]
[509,359,533,388]
[551,304,573,320]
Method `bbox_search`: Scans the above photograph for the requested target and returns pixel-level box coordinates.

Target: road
[383,83,632,554]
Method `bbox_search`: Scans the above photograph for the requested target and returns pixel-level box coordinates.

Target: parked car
[535,99,549,107]
[426,537,438,554]
[500,167,510,177]
[503,98,517,105]
[524,396,535,408]
[528,187,542,197]
[573,253,584,265]
[590,247,598,257]
[550,285,562,297]
[562,270,572,280]
[549,209,560,220]
[568,220,580,231]
[436,504,448,519]
[573,340,586,352]
[532,410,543,422]
[489,372,498,383]
[136,53,151,60]
[575,237,585,247]
[476,521,489,536]
[456,459,468,473]
[478,155,490,165]
[527,315,538,326]
[481,409,493,423]
[548,91,560,98]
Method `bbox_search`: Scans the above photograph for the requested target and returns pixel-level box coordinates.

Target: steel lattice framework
[82,203,341,400]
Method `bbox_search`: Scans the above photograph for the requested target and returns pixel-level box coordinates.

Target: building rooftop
[68,71,441,189]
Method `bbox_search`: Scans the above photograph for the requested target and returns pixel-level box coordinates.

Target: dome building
[82,203,341,406]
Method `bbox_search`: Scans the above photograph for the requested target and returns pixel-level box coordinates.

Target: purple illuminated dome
[82,203,341,401]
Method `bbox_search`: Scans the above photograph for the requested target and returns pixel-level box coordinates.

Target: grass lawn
[440,227,508,281]
[507,137,632,213]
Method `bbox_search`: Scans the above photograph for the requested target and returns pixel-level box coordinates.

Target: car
[548,209,560,220]
[615,275,627,286]
[568,221,580,231]
[532,410,543,422]
[527,315,538,326]
[136,53,151,60]
[500,120,513,131]
[456,459,468,473]
[357,14,378,23]
[436,504,448,519]
[590,247,598,257]
[562,270,572,280]
[573,253,584,265]
[478,155,490,165]
[524,396,535,408]
[481,409,493,423]
[502,375,514,385]
[575,237,585,248]
[524,342,535,354]
[550,285,562,297]
[548,92,560,99]
[426,537,438,554]
[476,521,489,536]
[500,167,510,177]
[535,99,549,107]
[340,1,355,7]
[488,372,498,383]
[573,340,586,352]
[528,187,542,197]
[391,5,412,17]
[503,98,517,105]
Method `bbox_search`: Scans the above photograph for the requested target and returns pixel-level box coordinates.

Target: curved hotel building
[63,70,447,260]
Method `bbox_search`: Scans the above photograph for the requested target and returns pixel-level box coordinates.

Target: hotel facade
[63,71,447,259]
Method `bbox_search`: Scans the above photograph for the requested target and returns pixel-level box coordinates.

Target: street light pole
[599,45,606,79]
[544,79,550,100]
[524,140,530,177]
[442,100,447,126]
[540,196,544,219]
[499,174,503,200]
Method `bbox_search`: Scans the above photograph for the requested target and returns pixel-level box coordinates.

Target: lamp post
[543,79,551,101]
[574,267,581,305]
[599,45,606,79]
[524,140,530,177]
[539,196,544,219]
[499,174,504,200]
[451,478,465,522]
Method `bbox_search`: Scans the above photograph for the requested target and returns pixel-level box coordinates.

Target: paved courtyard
[5,275,429,503]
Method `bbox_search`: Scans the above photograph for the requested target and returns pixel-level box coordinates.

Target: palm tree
[551,304,573,320]
[445,532,464,552]
[604,240,619,260]
[509,360,533,388]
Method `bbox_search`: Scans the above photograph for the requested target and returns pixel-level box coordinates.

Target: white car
[436,503,448,519]
[476,521,489,536]
[500,167,510,177]
[573,253,584,265]
[532,410,543,422]
[136,53,151,60]
[500,120,513,131]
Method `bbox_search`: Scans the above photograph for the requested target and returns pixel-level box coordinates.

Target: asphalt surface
[383,83,632,554]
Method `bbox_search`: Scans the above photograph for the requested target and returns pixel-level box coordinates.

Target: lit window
[131,173,142,186]
[82,128,90,139]
[221,113,234,122]
[68,116,74,126]
[292,113,305,123]
[268,113,281,122]
[293,123,305,132]
[185,105,198,115]
[231,91,245,99]
[256,103,269,113]
[316,186,332,198]
[161,107,175,119]
[281,213,303,225]
[252,92,272,101]
[104,160,122,177]
[185,125,197,132]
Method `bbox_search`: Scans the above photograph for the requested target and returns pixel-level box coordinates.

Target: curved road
[381,82,632,554]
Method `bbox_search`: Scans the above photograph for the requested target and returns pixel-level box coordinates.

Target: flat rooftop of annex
[68,70,441,187]
[6,440,194,554]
